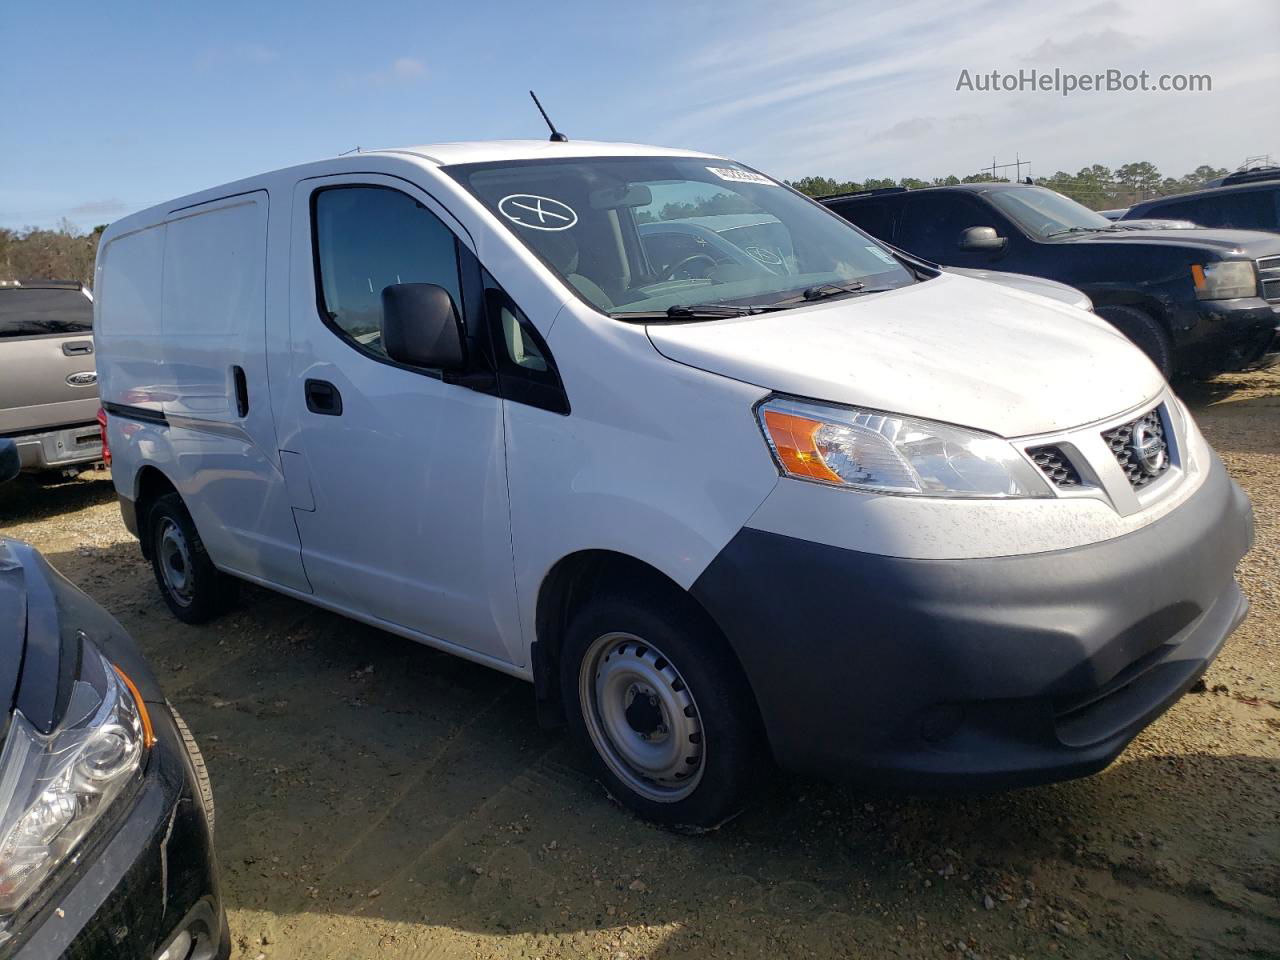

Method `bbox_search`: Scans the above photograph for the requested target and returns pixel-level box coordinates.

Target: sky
[3,0,1277,231]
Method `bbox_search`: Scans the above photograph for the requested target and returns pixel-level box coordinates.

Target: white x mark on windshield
[509,198,571,224]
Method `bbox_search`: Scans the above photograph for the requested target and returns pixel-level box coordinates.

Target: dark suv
[1122,171,1280,234]
[822,183,1280,378]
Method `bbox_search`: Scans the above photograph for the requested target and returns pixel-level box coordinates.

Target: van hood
[943,267,1091,310]
[645,273,1164,438]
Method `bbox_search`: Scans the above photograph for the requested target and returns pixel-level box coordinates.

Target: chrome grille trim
[1258,255,1280,303]
[1101,407,1171,490]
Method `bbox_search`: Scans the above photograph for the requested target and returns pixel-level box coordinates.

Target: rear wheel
[1096,304,1174,379]
[147,493,236,624]
[561,591,763,830]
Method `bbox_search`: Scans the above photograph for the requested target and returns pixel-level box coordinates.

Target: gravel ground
[2,370,1278,960]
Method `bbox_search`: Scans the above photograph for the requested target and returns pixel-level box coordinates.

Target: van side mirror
[0,439,19,485]
[958,226,1007,252]
[381,283,466,371]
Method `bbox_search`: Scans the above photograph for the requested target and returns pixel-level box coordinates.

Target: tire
[146,492,237,624]
[560,589,763,831]
[1096,304,1174,379]
[170,704,215,835]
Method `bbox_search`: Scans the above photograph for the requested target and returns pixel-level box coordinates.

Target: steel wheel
[578,632,705,803]
[156,517,195,607]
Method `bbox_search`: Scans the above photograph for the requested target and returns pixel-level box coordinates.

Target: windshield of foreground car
[986,186,1116,238]
[445,156,916,317]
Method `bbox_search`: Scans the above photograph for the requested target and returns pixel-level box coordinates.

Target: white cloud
[390,57,426,81]
[659,0,1279,183]
[339,56,428,88]
[67,199,130,217]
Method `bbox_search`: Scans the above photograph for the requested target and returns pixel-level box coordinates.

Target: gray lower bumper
[11,423,102,471]
[691,455,1253,787]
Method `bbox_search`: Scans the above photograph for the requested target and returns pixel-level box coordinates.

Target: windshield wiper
[665,303,778,318]
[1046,226,1116,237]
[608,303,784,320]
[767,281,897,307]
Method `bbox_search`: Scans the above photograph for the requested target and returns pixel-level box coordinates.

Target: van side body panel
[96,185,310,593]
[503,303,780,649]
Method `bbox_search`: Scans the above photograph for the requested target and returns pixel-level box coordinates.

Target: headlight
[757,397,1052,498]
[1192,261,1257,300]
[0,647,151,938]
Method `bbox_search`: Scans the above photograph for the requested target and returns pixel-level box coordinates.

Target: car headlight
[1192,261,1258,300]
[757,397,1052,498]
[0,646,152,938]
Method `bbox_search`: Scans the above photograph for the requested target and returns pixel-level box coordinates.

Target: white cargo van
[95,140,1253,828]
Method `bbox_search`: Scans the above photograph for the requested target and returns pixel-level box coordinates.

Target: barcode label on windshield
[706,166,775,186]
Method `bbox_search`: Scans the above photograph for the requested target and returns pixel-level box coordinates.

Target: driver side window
[312,185,464,360]
[896,194,993,258]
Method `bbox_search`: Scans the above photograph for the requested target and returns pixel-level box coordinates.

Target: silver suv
[0,281,103,475]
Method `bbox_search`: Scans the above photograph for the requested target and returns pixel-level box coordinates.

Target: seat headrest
[538,232,579,274]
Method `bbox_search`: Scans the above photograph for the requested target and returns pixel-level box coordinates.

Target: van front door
[283,175,521,666]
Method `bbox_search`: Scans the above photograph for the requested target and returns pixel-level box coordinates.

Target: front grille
[1027,444,1083,487]
[1258,255,1280,303]
[1102,408,1171,489]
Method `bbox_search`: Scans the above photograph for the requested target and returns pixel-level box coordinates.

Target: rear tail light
[96,407,111,468]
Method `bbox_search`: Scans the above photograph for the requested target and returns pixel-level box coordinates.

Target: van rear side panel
[96,223,167,416]
[97,191,310,593]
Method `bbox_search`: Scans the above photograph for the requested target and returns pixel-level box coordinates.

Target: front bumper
[1172,297,1280,374]
[4,706,227,960]
[9,424,102,473]
[691,455,1253,788]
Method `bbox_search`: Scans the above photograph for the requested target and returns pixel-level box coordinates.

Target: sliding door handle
[304,379,343,416]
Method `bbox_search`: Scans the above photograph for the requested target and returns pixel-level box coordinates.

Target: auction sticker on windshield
[865,245,900,266]
[706,167,775,186]
[498,194,579,231]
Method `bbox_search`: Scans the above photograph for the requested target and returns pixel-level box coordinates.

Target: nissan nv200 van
[94,140,1254,828]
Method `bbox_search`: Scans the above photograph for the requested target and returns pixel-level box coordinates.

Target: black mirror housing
[958,226,1007,252]
[380,283,467,371]
[0,438,19,485]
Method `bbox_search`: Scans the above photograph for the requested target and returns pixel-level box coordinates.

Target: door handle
[232,365,249,417]
[304,378,343,416]
[62,340,93,356]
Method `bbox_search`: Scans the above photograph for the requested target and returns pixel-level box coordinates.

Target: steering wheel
[663,254,718,281]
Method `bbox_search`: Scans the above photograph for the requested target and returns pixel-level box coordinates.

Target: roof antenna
[530,90,568,143]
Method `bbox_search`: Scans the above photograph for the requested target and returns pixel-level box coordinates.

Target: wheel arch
[1086,288,1185,341]
[132,465,180,559]
[531,549,764,739]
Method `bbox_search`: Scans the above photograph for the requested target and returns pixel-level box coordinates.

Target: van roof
[99,140,728,239]
[367,139,719,167]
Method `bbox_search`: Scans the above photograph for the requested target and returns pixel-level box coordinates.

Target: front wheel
[561,591,763,830]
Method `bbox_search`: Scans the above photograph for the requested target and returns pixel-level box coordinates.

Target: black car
[0,439,227,960]
[1122,174,1280,235]
[822,183,1280,378]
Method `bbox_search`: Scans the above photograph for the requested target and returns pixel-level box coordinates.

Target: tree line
[786,162,1231,210]
[0,220,105,287]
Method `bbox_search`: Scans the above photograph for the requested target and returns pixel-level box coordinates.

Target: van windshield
[446,156,915,317]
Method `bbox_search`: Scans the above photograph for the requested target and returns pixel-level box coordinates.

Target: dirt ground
[2,372,1278,960]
